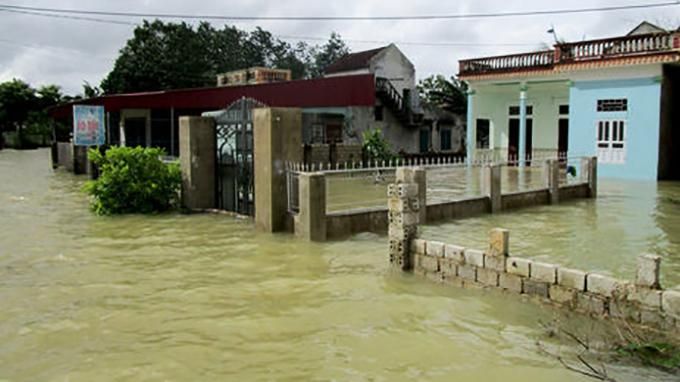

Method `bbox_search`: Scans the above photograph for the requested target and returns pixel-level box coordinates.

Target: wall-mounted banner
[73,105,105,146]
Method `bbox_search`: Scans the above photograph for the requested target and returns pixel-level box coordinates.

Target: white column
[119,110,126,147]
[519,84,528,168]
[466,89,475,166]
[170,107,175,156]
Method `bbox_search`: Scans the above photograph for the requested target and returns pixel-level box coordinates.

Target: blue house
[459,22,680,180]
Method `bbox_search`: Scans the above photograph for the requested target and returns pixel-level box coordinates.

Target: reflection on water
[0,149,677,381]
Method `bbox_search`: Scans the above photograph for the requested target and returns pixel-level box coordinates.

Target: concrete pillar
[396,167,426,223]
[546,159,560,204]
[466,89,475,166]
[482,164,502,213]
[636,254,661,289]
[588,156,597,198]
[295,172,327,241]
[179,116,216,210]
[518,85,528,168]
[388,180,420,270]
[254,108,303,233]
[486,228,509,272]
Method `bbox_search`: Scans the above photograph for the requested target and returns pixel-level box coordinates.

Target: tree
[82,81,101,99]
[417,75,468,114]
[309,32,350,78]
[101,21,346,93]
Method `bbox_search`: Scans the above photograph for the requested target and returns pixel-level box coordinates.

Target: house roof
[627,21,667,36]
[324,46,388,74]
[49,74,376,119]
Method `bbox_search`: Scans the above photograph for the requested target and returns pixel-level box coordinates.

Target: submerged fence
[285,156,597,241]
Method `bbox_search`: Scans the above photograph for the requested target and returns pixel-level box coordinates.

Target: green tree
[362,128,394,162]
[0,79,38,134]
[309,32,350,78]
[417,75,468,114]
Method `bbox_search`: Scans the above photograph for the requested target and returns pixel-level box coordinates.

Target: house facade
[460,23,680,180]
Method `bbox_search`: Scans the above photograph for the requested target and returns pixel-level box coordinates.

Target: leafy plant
[84,146,181,215]
[362,128,394,163]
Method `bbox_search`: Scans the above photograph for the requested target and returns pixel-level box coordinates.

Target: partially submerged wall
[409,234,679,333]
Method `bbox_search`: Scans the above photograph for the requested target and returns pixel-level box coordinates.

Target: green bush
[362,128,395,163]
[84,146,181,215]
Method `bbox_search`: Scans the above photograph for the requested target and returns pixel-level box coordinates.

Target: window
[597,99,628,112]
[596,120,626,164]
[508,106,533,116]
[476,119,490,149]
[559,105,569,115]
[325,124,342,143]
[374,105,384,121]
[440,128,452,151]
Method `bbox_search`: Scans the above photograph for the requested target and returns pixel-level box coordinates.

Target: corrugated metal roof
[49,74,376,119]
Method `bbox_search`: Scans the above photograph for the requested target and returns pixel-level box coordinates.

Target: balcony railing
[459,32,679,76]
[459,50,555,76]
[557,32,676,62]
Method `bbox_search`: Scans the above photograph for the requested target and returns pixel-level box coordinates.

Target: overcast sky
[0,0,677,94]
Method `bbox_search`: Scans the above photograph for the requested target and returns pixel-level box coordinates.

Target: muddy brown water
[0,149,677,381]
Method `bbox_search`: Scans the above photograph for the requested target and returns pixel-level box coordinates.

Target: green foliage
[417,74,468,114]
[101,20,350,94]
[617,342,680,372]
[362,129,394,162]
[0,79,64,147]
[84,146,181,215]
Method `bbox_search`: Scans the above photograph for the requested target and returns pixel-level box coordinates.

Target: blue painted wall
[568,77,661,180]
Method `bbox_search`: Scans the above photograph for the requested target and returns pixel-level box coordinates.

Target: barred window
[597,99,627,112]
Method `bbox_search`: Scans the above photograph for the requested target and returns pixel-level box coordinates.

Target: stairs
[375,77,423,127]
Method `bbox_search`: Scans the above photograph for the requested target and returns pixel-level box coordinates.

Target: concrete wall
[410,236,679,334]
[370,45,416,103]
[569,77,662,180]
[56,142,74,172]
[348,105,419,153]
[326,207,389,240]
[426,197,490,223]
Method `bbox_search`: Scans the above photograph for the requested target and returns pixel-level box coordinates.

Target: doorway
[124,117,146,147]
[558,118,569,161]
[508,118,533,164]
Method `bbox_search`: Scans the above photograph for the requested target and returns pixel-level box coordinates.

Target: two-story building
[459,22,680,180]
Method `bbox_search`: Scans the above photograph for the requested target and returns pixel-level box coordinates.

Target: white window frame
[596,119,626,164]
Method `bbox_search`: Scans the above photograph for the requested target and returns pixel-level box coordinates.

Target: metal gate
[210,97,266,216]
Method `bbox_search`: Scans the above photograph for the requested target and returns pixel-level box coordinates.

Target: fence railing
[459,50,555,76]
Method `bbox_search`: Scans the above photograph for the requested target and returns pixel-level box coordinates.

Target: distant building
[216,67,291,87]
[459,21,680,180]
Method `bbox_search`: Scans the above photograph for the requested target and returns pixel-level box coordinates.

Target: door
[419,129,430,153]
[508,119,533,164]
[558,118,569,161]
[125,117,146,147]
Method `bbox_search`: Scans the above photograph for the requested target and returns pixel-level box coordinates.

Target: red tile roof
[324,46,387,75]
[49,74,376,119]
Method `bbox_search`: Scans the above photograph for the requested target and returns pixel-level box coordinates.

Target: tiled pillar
[388,168,422,271]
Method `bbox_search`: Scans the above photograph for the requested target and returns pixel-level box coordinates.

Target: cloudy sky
[0,0,677,94]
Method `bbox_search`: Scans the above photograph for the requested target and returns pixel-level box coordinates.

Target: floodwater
[0,149,677,381]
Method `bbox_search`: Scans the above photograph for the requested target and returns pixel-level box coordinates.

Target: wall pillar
[254,108,303,233]
[482,164,502,213]
[466,89,475,166]
[119,116,126,147]
[518,84,528,168]
[636,254,661,289]
[396,167,426,223]
[295,172,327,241]
[546,159,560,204]
[587,156,598,198]
[388,170,421,270]
[179,116,216,210]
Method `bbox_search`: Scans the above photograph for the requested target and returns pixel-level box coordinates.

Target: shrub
[84,146,181,215]
[362,128,395,163]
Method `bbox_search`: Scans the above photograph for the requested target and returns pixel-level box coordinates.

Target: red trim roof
[50,74,376,119]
